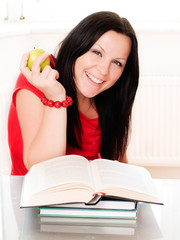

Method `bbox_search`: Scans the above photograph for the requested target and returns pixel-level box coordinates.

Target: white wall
[2,0,180,26]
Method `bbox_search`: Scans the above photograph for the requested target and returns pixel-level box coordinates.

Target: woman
[8,11,139,175]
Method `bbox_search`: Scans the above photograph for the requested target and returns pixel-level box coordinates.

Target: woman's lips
[86,72,104,84]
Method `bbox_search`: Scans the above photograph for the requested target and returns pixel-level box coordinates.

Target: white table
[0,176,180,240]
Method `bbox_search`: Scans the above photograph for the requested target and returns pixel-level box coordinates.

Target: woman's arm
[17,53,67,170]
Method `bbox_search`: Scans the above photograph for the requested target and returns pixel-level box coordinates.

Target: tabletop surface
[0,176,180,240]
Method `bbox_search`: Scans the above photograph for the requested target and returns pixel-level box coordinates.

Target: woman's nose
[98,59,110,76]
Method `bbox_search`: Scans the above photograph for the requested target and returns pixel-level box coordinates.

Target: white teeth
[86,72,103,84]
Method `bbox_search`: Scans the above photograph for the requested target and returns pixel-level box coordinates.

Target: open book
[20,155,163,207]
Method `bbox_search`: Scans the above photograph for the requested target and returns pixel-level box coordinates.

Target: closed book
[39,207,137,219]
[40,216,137,226]
[40,223,135,236]
[46,198,137,210]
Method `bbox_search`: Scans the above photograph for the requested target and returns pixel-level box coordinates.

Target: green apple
[27,48,50,71]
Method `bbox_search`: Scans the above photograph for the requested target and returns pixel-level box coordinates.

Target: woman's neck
[77,95,98,119]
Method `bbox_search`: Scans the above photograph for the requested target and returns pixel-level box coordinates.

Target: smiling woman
[7,11,139,175]
[1,9,179,176]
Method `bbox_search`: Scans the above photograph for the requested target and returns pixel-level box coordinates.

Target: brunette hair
[55,11,139,160]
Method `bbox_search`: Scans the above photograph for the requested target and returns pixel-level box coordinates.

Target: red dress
[8,73,102,175]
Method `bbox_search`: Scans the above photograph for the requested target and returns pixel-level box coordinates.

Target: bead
[41,96,48,105]
[62,100,69,108]
[54,101,61,108]
[41,96,46,102]
[47,100,54,107]
[66,96,73,106]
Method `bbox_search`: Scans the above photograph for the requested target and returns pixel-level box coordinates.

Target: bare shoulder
[16,88,41,104]
[16,89,43,116]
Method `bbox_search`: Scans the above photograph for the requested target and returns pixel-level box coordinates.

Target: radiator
[127,76,180,166]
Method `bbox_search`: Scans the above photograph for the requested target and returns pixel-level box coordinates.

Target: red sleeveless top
[8,73,102,175]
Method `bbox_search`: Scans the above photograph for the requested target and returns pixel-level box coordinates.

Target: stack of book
[20,154,163,230]
[38,199,138,236]
[38,198,137,219]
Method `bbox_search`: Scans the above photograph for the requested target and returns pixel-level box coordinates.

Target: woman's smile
[86,72,104,84]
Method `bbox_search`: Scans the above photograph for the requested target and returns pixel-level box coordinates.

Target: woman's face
[74,30,132,100]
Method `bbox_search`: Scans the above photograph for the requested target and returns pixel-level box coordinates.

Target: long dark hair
[55,11,139,160]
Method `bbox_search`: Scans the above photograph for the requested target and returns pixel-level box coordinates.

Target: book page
[90,159,157,198]
[22,155,95,202]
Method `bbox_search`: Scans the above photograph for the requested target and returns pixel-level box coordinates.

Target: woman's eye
[113,60,122,67]
[92,50,102,57]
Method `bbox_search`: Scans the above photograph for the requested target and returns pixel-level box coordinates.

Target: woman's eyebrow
[95,44,105,52]
[116,57,126,61]
[95,44,126,60]
[94,43,126,61]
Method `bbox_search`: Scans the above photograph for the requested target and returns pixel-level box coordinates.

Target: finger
[41,65,59,79]
[19,52,32,80]
[40,65,52,78]
[19,52,29,70]
[31,52,50,72]
[49,69,59,80]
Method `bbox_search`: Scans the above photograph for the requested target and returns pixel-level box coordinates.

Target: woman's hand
[20,52,65,100]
